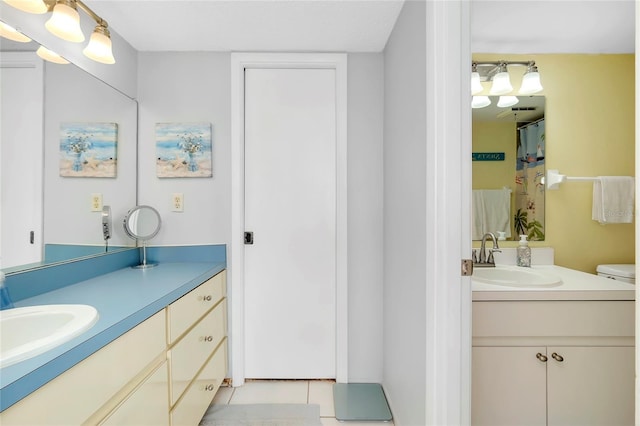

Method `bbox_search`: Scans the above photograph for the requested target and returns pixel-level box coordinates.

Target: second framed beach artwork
[59,122,118,178]
[156,122,213,178]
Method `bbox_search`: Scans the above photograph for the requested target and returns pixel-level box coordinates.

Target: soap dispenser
[517,235,531,267]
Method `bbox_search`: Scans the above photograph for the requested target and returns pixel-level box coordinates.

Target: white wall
[44,63,138,248]
[136,52,232,247]
[136,51,385,382]
[382,1,428,425]
[347,54,384,382]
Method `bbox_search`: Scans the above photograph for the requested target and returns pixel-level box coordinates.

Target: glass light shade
[471,96,491,109]
[0,21,31,42]
[519,70,543,95]
[489,71,513,95]
[497,96,519,108]
[45,2,84,42]
[3,0,47,14]
[471,71,483,95]
[83,26,115,64]
[36,45,69,64]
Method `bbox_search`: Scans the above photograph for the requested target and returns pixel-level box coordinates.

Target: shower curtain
[515,119,545,240]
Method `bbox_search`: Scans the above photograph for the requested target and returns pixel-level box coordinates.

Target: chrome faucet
[473,232,501,267]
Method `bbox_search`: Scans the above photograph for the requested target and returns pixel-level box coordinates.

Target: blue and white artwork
[156,122,213,178]
[59,122,117,177]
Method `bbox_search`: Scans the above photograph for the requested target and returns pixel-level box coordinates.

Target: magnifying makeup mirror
[123,205,161,269]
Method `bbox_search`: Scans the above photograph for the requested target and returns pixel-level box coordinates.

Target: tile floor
[211,380,394,425]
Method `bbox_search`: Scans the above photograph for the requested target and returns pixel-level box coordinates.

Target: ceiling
[82,0,634,54]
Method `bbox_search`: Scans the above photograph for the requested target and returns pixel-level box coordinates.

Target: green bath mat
[333,383,393,422]
[200,404,321,426]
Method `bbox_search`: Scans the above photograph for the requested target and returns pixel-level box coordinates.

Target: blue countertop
[0,259,226,411]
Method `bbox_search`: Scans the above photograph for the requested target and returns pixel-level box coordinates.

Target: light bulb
[83,25,115,64]
[519,65,543,95]
[471,96,491,109]
[497,96,519,108]
[45,1,84,42]
[36,45,69,64]
[3,0,47,14]
[489,70,513,95]
[471,71,483,95]
[0,21,31,42]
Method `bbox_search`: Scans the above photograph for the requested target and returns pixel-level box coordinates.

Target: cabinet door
[547,346,634,426]
[472,346,547,426]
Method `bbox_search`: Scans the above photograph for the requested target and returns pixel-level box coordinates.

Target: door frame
[424,2,472,424]
[230,53,348,386]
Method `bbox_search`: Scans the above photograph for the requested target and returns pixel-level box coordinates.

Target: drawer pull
[551,352,564,362]
[203,336,214,342]
[204,384,215,391]
[536,353,548,362]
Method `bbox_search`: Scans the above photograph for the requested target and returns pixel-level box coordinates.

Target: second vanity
[471,251,635,426]
[0,245,227,426]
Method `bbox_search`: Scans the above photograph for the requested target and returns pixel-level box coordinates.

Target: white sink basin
[473,266,562,287]
[0,304,99,368]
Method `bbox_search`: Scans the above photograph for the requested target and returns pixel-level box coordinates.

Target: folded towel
[472,189,511,239]
[592,176,634,224]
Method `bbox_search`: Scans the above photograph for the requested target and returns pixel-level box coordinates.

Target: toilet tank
[597,264,635,284]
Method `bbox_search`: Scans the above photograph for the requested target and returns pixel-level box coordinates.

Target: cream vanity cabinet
[168,270,227,426]
[472,300,634,426]
[0,269,228,426]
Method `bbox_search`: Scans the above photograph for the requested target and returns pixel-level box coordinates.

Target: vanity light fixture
[3,0,115,64]
[0,21,31,42]
[471,60,543,106]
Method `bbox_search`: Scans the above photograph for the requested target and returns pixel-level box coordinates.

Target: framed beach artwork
[156,122,213,178]
[59,122,118,177]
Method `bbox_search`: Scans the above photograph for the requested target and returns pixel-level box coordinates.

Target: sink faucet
[474,232,501,267]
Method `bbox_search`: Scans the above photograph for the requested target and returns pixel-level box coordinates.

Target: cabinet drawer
[168,271,226,344]
[100,361,170,426]
[0,310,166,426]
[169,300,226,405]
[171,339,227,426]
[473,301,635,338]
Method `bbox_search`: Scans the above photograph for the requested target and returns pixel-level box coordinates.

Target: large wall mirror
[472,96,545,241]
[1,37,138,273]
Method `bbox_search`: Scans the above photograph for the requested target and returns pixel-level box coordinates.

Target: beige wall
[472,54,635,273]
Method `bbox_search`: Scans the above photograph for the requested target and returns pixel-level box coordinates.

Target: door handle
[244,231,254,245]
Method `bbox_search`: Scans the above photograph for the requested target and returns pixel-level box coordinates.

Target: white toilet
[597,264,636,284]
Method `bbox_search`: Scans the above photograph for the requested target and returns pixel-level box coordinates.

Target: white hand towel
[472,189,511,239]
[592,176,634,224]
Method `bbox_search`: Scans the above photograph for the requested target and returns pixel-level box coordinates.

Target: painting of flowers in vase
[59,122,117,177]
[156,122,213,178]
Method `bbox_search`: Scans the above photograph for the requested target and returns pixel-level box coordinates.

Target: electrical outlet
[91,193,103,212]
[172,193,184,212]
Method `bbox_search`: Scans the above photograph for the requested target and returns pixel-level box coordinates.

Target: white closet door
[244,68,336,378]
[1,54,44,268]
